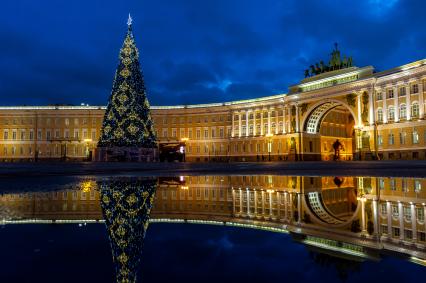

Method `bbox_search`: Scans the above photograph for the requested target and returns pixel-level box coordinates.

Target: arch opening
[303,101,356,161]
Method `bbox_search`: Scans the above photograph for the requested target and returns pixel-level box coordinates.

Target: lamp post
[180,137,188,162]
[266,133,273,161]
[83,138,93,161]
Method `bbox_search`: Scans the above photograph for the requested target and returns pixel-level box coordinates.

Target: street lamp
[83,138,92,160]
[180,137,188,162]
[266,133,273,161]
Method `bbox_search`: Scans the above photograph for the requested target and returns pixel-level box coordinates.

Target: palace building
[0,49,425,161]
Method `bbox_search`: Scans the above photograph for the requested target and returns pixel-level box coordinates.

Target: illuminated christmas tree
[99,177,157,282]
[98,14,156,151]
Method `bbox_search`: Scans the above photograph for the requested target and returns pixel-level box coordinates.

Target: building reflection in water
[1,175,426,281]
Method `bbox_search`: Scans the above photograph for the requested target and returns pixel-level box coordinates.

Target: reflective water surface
[1,175,426,282]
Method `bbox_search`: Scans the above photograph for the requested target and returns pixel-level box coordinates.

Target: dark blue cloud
[0,0,425,106]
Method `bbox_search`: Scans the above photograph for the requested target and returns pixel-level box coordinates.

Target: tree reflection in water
[98,178,157,283]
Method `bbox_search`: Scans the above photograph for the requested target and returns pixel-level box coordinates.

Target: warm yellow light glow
[265,133,274,138]
[180,186,189,190]
[180,137,189,142]
[83,138,93,142]
[81,181,94,193]
[267,189,275,193]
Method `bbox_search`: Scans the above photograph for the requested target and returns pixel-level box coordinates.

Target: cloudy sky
[0,0,425,106]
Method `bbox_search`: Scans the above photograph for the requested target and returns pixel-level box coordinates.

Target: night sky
[1,0,425,106]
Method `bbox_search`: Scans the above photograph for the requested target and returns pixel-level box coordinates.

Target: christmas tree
[98,14,156,149]
[99,177,157,282]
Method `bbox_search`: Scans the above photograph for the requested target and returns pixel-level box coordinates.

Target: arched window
[399,104,407,120]
[411,102,419,118]
[388,106,395,122]
[377,108,383,122]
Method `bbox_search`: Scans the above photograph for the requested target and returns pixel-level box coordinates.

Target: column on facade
[372,199,379,237]
[277,192,281,219]
[411,204,417,241]
[254,191,258,215]
[238,112,242,137]
[368,89,375,126]
[246,110,249,137]
[289,192,294,222]
[246,189,250,216]
[419,79,424,119]
[232,189,236,214]
[394,85,399,122]
[295,105,300,132]
[283,106,287,134]
[261,191,265,215]
[267,109,271,135]
[357,93,363,126]
[361,199,367,233]
[260,111,264,136]
[275,109,279,134]
[231,111,235,137]
[253,110,257,136]
[297,193,302,223]
[269,191,273,217]
[284,191,288,220]
[406,84,411,120]
[398,201,404,241]
[386,201,392,237]
[382,89,388,123]
[239,189,243,214]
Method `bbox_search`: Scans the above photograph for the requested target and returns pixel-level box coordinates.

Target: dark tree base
[94,147,157,162]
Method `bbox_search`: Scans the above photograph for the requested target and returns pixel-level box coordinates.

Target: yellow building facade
[0,59,425,161]
[1,175,425,262]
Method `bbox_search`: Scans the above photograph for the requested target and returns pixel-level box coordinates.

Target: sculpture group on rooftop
[304,43,354,78]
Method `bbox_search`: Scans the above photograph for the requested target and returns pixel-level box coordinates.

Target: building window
[399,86,406,96]
[411,102,419,118]
[377,108,383,122]
[392,227,400,237]
[3,130,8,140]
[376,91,383,101]
[411,84,419,94]
[74,130,79,139]
[399,132,406,145]
[413,130,419,144]
[402,179,408,192]
[163,129,168,138]
[388,133,394,145]
[12,131,16,140]
[29,130,34,140]
[37,130,42,140]
[196,129,201,139]
[388,106,395,122]
[399,104,406,120]
[65,118,69,126]
[390,179,396,191]
[55,130,60,138]
[414,180,421,193]
[417,208,425,223]
[188,129,193,139]
[204,129,209,138]
[20,130,25,140]
[172,129,177,138]
[46,130,51,140]
[219,128,224,138]
[392,205,399,217]
[377,134,383,146]
[387,89,394,99]
[379,178,385,190]
[403,206,411,221]
[380,203,387,215]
